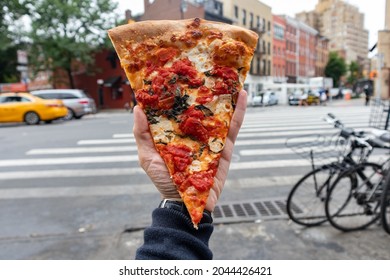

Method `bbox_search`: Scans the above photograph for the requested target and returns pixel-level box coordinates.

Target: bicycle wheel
[380,169,390,234]
[287,165,337,226]
[325,162,382,232]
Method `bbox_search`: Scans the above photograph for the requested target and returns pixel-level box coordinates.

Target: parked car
[30,89,96,120]
[307,92,320,105]
[288,90,302,105]
[0,92,67,125]
[252,91,279,106]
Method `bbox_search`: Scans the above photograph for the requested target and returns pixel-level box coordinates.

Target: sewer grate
[213,197,294,224]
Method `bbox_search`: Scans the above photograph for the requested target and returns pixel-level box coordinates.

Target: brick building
[272,15,286,83]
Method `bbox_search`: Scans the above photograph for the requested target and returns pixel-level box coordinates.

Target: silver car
[31,89,97,120]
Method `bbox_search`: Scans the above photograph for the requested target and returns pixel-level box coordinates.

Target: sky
[115,0,386,48]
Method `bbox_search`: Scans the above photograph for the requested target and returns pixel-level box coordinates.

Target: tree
[347,61,361,86]
[28,0,119,88]
[0,0,30,83]
[324,52,347,88]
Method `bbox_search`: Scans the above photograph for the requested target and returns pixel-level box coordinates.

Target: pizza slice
[108,18,258,228]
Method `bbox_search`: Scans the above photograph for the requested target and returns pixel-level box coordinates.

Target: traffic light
[369,70,377,79]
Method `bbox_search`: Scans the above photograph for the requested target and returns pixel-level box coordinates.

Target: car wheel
[74,115,83,119]
[24,111,40,125]
[63,108,74,120]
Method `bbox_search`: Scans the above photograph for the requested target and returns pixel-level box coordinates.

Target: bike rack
[369,99,390,131]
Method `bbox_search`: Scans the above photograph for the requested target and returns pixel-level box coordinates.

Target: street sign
[16,65,28,72]
[17,50,28,65]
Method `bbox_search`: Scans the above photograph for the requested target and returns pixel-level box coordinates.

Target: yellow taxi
[0,92,68,125]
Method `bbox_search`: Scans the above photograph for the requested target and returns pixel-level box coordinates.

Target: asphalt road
[1,99,390,259]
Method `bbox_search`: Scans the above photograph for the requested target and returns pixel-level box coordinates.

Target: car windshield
[0,96,7,103]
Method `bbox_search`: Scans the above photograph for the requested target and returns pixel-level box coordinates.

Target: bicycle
[286,113,377,227]
[380,165,390,234]
[324,132,390,232]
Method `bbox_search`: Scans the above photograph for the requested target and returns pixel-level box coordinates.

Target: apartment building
[272,15,286,83]
[316,36,329,77]
[141,0,232,23]
[280,16,318,84]
[297,0,369,69]
[222,0,272,81]
[377,0,390,99]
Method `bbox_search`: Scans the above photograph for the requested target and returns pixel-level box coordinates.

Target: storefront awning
[104,76,121,87]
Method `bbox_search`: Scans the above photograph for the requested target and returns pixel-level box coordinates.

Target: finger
[228,89,247,144]
[133,106,156,153]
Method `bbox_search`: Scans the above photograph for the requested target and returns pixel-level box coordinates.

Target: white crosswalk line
[26,146,138,155]
[0,175,303,199]
[0,167,144,180]
[113,133,133,138]
[0,155,139,167]
[78,139,135,145]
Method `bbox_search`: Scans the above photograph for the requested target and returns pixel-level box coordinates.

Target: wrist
[158,199,213,224]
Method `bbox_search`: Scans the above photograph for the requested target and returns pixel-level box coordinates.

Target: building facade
[141,0,232,23]
[377,0,390,99]
[297,0,369,70]
[315,36,329,77]
[272,15,286,83]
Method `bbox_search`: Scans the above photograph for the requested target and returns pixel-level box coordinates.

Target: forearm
[135,207,214,260]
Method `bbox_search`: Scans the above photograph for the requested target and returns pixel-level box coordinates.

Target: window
[257,16,260,28]
[234,5,238,18]
[242,9,246,26]
[268,21,271,32]
[256,57,260,74]
[60,93,78,99]
[250,12,253,28]
[2,96,31,103]
[268,42,270,55]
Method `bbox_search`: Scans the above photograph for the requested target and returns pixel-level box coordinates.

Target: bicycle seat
[367,137,390,149]
[379,132,390,143]
[369,128,390,143]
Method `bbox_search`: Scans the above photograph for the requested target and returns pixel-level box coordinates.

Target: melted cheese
[150,117,174,144]
[182,42,212,73]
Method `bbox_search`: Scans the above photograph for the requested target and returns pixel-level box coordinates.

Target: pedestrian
[132,90,247,260]
[364,85,371,106]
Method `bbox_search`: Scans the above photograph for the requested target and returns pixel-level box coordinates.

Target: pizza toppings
[108,18,258,228]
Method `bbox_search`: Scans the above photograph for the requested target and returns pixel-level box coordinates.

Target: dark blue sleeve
[135,208,214,260]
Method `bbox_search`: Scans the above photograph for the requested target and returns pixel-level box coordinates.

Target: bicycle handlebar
[323,113,373,150]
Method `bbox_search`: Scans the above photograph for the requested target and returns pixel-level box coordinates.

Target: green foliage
[28,0,119,88]
[324,52,347,88]
[346,61,361,86]
[0,0,30,83]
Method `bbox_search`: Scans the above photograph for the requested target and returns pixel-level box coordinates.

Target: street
[1,99,390,260]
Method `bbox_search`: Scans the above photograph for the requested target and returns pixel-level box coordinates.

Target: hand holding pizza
[133,90,247,213]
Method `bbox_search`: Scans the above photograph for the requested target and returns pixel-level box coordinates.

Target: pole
[376,53,384,101]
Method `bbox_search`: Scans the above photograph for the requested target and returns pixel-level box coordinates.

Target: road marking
[0,155,139,167]
[240,124,367,133]
[113,133,133,138]
[0,158,328,180]
[0,175,302,199]
[0,167,144,180]
[78,139,136,145]
[26,146,138,155]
